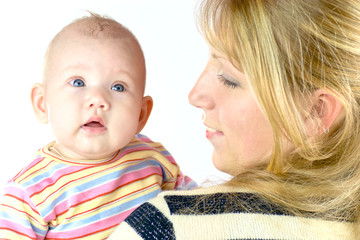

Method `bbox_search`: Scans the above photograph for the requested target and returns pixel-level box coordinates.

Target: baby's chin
[75,150,119,161]
[55,144,119,161]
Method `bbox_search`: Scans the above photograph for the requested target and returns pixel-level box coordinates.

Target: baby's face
[43,31,147,160]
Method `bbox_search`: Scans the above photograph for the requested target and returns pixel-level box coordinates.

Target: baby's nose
[87,90,110,111]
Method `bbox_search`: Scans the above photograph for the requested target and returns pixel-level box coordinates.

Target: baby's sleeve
[173,170,198,190]
[159,155,197,190]
[0,182,47,239]
[134,134,198,191]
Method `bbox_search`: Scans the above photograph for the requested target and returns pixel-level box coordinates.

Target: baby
[0,13,196,239]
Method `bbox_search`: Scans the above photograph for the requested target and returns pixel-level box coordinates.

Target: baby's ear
[31,83,48,124]
[136,96,153,133]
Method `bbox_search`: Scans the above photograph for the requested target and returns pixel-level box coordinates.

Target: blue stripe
[48,189,161,231]
[0,210,47,236]
[22,163,68,188]
[40,159,166,217]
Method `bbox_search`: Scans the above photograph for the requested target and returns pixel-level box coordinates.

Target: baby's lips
[83,121,104,127]
[84,116,105,127]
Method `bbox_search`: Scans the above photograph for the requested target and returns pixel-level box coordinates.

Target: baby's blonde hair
[197,0,360,235]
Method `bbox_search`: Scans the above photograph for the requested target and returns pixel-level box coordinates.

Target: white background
[0,0,230,192]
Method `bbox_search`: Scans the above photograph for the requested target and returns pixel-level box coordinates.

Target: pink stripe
[48,166,163,219]
[3,186,39,213]
[135,135,151,142]
[119,145,177,167]
[27,165,88,196]
[119,145,156,156]
[45,208,135,239]
[35,159,161,208]
[12,156,45,182]
[1,203,46,228]
[0,219,40,239]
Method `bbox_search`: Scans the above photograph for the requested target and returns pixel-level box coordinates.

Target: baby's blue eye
[70,79,85,87]
[112,83,125,92]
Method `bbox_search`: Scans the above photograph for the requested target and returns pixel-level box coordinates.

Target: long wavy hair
[197,0,360,234]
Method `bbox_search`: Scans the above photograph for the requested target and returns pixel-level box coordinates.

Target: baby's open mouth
[81,118,107,134]
[83,121,104,127]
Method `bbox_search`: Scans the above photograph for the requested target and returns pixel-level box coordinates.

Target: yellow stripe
[55,175,162,224]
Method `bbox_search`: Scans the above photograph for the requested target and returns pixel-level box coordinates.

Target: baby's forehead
[45,17,143,66]
[59,18,134,42]
[43,15,146,89]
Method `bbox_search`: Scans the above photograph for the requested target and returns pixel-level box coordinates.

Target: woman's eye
[217,74,239,89]
[112,83,125,92]
[70,79,85,87]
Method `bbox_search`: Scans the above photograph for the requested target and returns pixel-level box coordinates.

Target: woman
[109,0,360,239]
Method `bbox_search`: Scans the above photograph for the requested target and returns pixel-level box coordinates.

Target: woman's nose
[188,70,214,110]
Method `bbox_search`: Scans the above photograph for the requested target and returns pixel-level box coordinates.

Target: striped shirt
[0,134,196,240]
[109,186,354,240]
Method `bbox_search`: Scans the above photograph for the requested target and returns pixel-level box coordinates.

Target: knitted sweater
[109,185,353,240]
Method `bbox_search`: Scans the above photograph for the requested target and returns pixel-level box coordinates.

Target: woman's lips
[205,125,223,139]
[203,113,223,139]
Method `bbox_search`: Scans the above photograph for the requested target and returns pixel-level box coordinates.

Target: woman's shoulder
[109,185,252,240]
[151,185,288,216]
[111,185,353,240]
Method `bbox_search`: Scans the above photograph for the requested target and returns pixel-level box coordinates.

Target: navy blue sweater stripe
[124,202,175,240]
[165,193,290,216]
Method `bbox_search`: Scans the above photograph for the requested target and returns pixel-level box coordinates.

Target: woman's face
[188,48,274,176]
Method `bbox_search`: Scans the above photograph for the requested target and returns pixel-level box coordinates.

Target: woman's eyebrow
[211,53,221,59]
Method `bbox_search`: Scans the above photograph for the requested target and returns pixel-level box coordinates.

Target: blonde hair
[197,0,360,233]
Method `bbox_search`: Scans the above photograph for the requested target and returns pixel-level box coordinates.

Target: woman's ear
[136,96,153,133]
[306,89,343,136]
[31,83,48,124]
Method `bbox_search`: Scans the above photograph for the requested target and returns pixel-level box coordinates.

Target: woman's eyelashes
[217,73,240,89]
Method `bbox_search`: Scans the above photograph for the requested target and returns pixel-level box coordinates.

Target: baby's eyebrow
[63,63,90,72]
[113,80,130,89]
